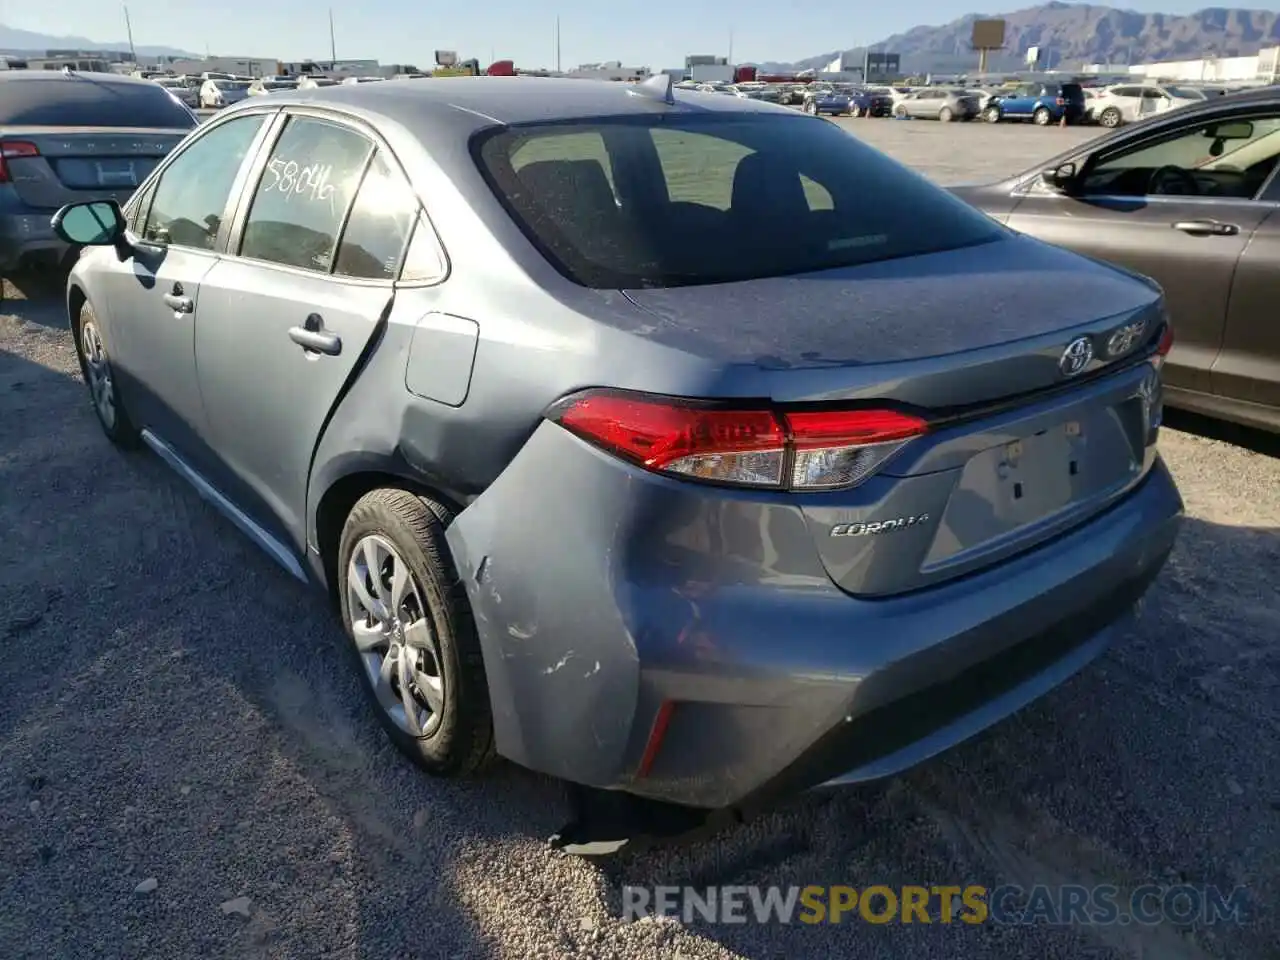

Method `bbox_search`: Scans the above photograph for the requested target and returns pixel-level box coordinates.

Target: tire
[73,300,140,449]
[803,100,817,115]
[1099,107,1122,128]
[1033,106,1052,126]
[983,105,1001,123]
[894,105,907,118]
[338,488,494,777]
[938,106,953,122]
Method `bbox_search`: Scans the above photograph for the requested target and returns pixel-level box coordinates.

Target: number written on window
[239,116,371,272]
[260,157,339,214]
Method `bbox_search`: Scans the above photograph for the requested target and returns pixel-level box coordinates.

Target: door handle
[1171,219,1239,237]
[288,325,342,356]
[162,293,193,313]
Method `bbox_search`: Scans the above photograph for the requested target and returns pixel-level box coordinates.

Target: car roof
[257,75,790,132]
[0,70,159,89]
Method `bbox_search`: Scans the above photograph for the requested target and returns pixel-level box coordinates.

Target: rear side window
[239,116,372,272]
[0,77,197,128]
[333,150,419,280]
[474,115,1002,289]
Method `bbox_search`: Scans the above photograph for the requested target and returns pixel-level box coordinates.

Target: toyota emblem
[1059,336,1094,377]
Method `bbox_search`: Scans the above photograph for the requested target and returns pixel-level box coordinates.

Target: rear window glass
[474,115,1002,289]
[0,77,197,128]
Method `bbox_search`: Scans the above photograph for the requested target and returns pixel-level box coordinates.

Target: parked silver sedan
[51,76,1181,852]
[892,87,981,121]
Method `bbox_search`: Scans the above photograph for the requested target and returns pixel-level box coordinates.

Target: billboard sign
[862,51,900,82]
[970,19,1006,49]
[1026,45,1041,65]
[434,50,458,67]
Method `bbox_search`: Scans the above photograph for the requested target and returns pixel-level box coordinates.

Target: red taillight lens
[1055,97,1065,106]
[0,140,39,183]
[1155,323,1174,357]
[549,389,928,491]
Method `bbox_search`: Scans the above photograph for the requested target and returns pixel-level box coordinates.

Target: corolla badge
[1059,336,1094,378]
[831,514,930,537]
[1105,318,1148,357]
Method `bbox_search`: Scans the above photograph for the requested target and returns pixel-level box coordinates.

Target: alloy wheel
[80,320,117,431]
[346,534,445,737]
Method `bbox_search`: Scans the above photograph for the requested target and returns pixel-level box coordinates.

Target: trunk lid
[622,234,1166,597]
[2,128,186,208]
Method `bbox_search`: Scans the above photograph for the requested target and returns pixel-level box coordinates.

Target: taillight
[0,140,39,183]
[548,389,928,491]
[1155,323,1174,357]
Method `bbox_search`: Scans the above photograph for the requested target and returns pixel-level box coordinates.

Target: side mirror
[51,200,126,246]
[1041,161,1078,192]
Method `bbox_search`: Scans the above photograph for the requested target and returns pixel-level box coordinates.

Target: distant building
[165,56,281,78]
[567,61,650,81]
[1087,47,1279,84]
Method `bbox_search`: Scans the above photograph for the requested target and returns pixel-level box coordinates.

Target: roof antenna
[629,73,674,105]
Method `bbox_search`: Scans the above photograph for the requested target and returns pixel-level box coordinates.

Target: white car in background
[153,76,199,109]
[1090,83,1206,128]
[199,78,252,108]
[297,76,341,90]
[247,77,299,96]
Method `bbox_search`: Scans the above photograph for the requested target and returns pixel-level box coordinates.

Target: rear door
[1007,109,1280,395]
[193,111,419,545]
[0,76,195,210]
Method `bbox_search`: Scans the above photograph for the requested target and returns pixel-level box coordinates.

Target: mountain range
[759,3,1280,75]
[0,24,193,59]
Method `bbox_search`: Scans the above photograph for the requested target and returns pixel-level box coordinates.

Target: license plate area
[54,157,152,190]
[923,407,1141,570]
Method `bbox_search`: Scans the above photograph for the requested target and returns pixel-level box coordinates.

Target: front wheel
[1033,106,1053,126]
[1099,107,1122,128]
[73,301,139,448]
[938,106,954,122]
[338,489,494,777]
[983,105,1001,123]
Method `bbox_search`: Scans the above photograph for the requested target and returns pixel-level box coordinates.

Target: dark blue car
[849,88,894,117]
[983,81,1086,125]
[802,88,854,116]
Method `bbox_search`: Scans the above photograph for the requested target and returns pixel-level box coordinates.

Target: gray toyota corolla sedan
[52,76,1182,851]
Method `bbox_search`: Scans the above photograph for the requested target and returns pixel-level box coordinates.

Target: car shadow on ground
[1,310,1276,959]
[2,274,70,331]
[1164,408,1280,459]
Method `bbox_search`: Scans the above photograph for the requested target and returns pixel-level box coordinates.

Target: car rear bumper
[0,210,68,272]
[447,424,1183,810]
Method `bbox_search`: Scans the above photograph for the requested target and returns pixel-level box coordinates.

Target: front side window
[333,150,419,279]
[143,114,266,249]
[239,116,372,272]
[474,114,1002,288]
[1080,113,1280,199]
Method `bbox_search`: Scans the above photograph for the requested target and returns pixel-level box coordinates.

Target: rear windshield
[262,81,296,90]
[474,114,1002,288]
[0,77,197,128]
[214,80,252,90]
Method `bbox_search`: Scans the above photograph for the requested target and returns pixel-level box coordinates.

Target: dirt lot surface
[1,119,1277,960]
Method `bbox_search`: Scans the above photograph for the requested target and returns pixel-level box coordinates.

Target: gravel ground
[1,122,1278,960]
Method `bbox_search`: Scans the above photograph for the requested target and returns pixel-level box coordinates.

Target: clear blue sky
[9,1,1233,70]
